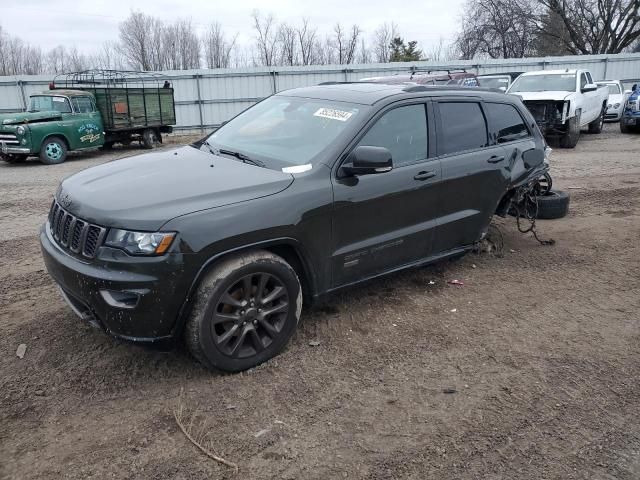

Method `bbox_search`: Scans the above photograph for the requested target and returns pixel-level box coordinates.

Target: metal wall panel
[1,53,638,127]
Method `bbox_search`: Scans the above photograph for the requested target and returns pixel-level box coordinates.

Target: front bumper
[605,108,622,122]
[40,222,191,343]
[1,144,30,154]
[622,113,640,126]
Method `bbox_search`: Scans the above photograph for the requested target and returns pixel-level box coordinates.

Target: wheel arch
[171,238,317,339]
[42,133,70,150]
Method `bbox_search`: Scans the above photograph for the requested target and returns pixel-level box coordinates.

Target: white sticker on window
[52,97,65,102]
[313,108,353,122]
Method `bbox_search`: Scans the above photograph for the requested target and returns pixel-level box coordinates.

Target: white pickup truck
[507,69,609,148]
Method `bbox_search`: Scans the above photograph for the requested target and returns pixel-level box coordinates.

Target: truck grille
[0,132,19,145]
[48,200,106,258]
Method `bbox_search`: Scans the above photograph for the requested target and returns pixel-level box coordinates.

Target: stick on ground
[173,408,239,473]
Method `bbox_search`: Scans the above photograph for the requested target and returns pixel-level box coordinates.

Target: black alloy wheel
[212,273,289,359]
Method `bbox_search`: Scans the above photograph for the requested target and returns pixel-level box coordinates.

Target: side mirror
[499,86,507,92]
[581,83,598,93]
[341,146,393,176]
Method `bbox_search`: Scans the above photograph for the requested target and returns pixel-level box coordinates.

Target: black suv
[41,83,548,372]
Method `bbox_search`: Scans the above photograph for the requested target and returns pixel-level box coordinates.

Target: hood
[607,94,623,105]
[58,146,295,231]
[0,111,63,126]
[509,91,573,102]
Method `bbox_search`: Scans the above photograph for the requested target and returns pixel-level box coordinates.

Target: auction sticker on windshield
[314,108,354,122]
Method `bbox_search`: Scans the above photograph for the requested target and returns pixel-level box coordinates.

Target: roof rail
[402,85,433,92]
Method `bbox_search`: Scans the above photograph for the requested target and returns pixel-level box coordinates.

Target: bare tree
[203,22,237,69]
[277,22,298,66]
[164,19,201,70]
[372,22,399,62]
[119,11,156,70]
[536,0,640,54]
[296,18,317,65]
[456,0,537,59]
[330,23,361,64]
[252,11,278,66]
[358,38,371,64]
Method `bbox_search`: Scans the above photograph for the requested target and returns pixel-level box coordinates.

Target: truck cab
[0,91,104,164]
[507,69,609,148]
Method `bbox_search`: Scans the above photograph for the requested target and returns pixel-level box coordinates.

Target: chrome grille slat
[48,200,106,259]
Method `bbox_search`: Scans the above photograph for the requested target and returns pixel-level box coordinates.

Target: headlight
[105,229,175,255]
[16,125,25,135]
[613,103,620,109]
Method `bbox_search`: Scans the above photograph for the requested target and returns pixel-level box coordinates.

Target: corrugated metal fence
[1,53,639,133]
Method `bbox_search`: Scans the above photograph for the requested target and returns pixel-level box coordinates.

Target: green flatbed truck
[0,70,176,165]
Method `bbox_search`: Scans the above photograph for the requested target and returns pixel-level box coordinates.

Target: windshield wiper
[218,148,266,168]
[202,142,266,168]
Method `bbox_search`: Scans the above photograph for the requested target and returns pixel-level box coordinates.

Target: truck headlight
[16,125,25,135]
[105,229,175,255]
[613,103,620,109]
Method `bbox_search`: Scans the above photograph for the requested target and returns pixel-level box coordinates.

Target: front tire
[620,121,631,134]
[588,105,605,133]
[185,250,302,373]
[559,112,580,148]
[39,136,67,164]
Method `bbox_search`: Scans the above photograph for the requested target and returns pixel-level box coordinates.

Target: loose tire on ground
[39,136,67,165]
[559,113,580,148]
[185,250,303,373]
[588,105,605,134]
[142,129,160,149]
[536,190,570,219]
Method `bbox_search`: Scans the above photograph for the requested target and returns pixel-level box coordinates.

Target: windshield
[598,83,621,95]
[205,96,363,169]
[509,74,576,93]
[29,96,72,113]
[479,76,510,89]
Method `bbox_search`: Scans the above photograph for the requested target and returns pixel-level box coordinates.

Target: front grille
[48,200,106,258]
[0,132,19,145]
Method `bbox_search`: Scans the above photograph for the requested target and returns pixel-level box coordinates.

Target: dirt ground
[1,124,639,479]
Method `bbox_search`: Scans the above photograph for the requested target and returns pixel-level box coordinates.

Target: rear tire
[536,190,570,219]
[101,141,114,150]
[185,250,303,373]
[588,105,605,133]
[142,129,160,149]
[559,113,580,148]
[39,136,67,165]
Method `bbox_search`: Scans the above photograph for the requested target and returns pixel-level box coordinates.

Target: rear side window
[485,103,530,143]
[357,104,427,166]
[438,102,487,155]
[71,97,94,113]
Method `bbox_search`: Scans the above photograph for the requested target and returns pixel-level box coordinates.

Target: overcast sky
[2,0,465,55]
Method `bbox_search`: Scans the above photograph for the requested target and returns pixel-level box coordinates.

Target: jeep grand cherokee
[41,83,548,372]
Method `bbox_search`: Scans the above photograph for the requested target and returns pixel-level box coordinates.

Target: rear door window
[356,104,428,166]
[437,102,487,155]
[485,103,530,143]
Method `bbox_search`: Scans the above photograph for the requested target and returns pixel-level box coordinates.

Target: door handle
[487,155,505,164]
[413,171,436,181]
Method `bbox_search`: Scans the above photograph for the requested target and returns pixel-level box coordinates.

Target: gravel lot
[1,124,639,479]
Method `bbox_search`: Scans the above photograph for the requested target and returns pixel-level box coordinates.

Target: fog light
[100,289,144,309]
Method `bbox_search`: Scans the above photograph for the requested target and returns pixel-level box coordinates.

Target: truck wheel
[1,153,27,164]
[559,113,580,148]
[39,136,67,165]
[588,105,605,133]
[536,190,570,219]
[185,250,303,373]
[142,129,160,149]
